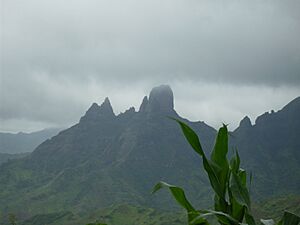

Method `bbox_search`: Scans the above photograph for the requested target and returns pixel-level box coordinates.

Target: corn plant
[153,119,300,225]
[8,214,17,225]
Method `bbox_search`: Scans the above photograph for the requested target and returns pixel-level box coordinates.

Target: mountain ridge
[0,128,62,154]
[0,85,299,222]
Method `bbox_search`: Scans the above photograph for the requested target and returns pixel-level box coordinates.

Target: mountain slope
[0,85,216,219]
[232,97,300,198]
[0,152,30,166]
[0,85,299,222]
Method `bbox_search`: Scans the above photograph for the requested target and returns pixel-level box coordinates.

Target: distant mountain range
[0,85,299,223]
[0,128,61,154]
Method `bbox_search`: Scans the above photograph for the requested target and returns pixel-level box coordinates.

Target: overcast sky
[1,0,300,133]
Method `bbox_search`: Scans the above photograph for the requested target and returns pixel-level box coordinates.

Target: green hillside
[0,153,30,166]
[1,196,299,225]
[253,195,300,220]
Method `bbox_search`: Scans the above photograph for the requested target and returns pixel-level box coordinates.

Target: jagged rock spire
[239,116,252,128]
[139,96,148,112]
[138,85,175,113]
[99,97,115,116]
[149,85,174,112]
[80,97,115,122]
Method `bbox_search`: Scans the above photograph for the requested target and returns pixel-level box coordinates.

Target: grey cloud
[172,81,300,129]
[1,0,300,132]
[2,0,300,84]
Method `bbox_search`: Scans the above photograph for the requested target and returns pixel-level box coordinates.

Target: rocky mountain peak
[139,96,149,112]
[99,97,115,116]
[239,116,252,128]
[87,102,100,112]
[80,98,115,122]
[147,85,174,113]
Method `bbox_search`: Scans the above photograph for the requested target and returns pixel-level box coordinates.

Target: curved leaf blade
[191,209,241,225]
[171,118,205,156]
[152,181,196,213]
[211,124,230,199]
[172,118,224,198]
[278,211,300,225]
[230,172,251,208]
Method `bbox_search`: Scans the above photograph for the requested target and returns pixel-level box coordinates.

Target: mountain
[0,128,61,154]
[0,85,216,221]
[0,85,299,222]
[232,96,300,198]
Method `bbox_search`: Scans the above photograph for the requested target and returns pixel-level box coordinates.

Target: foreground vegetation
[2,197,300,225]
[2,205,185,225]
[2,120,300,225]
[153,119,300,225]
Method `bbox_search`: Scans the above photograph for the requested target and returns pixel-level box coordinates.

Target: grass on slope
[253,195,300,220]
[2,196,298,225]
[85,204,185,225]
[0,204,185,225]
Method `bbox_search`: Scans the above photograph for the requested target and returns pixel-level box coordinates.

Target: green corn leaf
[203,158,224,198]
[228,187,245,222]
[152,181,196,213]
[238,169,247,186]
[277,211,300,225]
[214,193,231,221]
[171,118,205,156]
[249,171,253,194]
[230,151,240,173]
[245,209,256,225]
[173,118,225,199]
[230,172,251,209]
[188,212,209,225]
[191,209,241,225]
[260,219,275,225]
[229,151,246,221]
[211,125,230,199]
[211,125,229,168]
